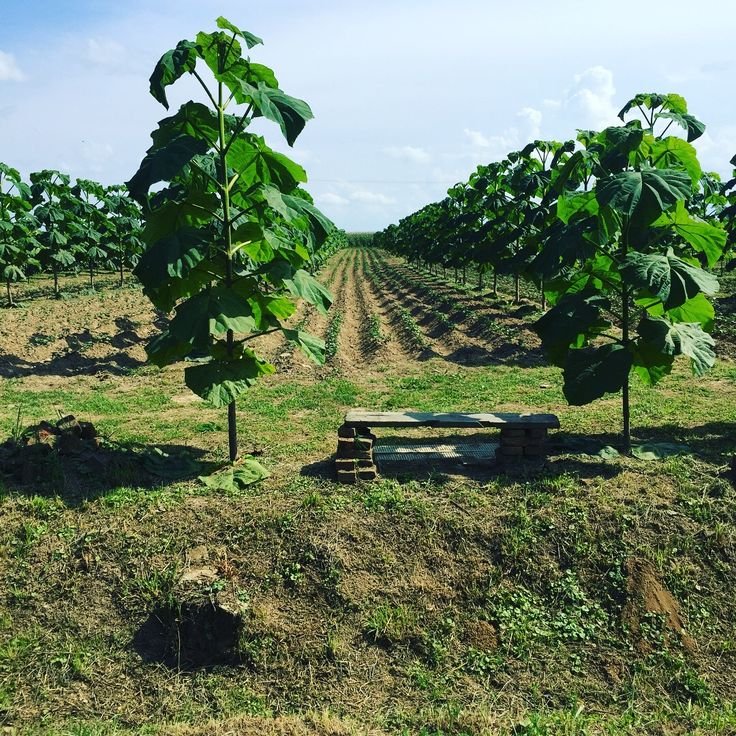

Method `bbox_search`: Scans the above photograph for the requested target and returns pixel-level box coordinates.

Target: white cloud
[350,190,395,205]
[517,106,542,139]
[317,192,349,206]
[0,51,25,81]
[81,141,115,174]
[384,145,431,164]
[694,126,736,177]
[84,38,126,67]
[543,98,562,109]
[567,66,618,130]
[463,128,490,147]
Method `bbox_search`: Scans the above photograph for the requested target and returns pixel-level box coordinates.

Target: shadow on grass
[301,422,736,488]
[0,315,169,378]
[0,439,215,506]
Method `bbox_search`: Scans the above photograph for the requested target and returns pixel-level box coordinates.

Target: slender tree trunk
[540,277,546,311]
[478,272,483,290]
[621,279,631,452]
[462,266,466,285]
[53,267,59,298]
[219,80,238,463]
[454,266,458,282]
[119,258,125,287]
[493,271,498,295]
[6,279,12,308]
[89,263,94,289]
[514,274,520,304]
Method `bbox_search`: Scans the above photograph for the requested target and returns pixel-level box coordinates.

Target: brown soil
[366,253,545,367]
[622,557,697,653]
[336,248,415,372]
[0,285,158,378]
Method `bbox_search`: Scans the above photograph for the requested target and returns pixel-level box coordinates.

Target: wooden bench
[335,410,560,483]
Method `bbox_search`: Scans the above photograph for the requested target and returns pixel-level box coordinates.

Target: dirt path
[369,251,545,367]
[334,248,416,373]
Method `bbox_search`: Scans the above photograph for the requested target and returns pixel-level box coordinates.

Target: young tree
[127,17,334,463]
[0,164,39,306]
[30,170,79,297]
[534,94,727,450]
[104,186,145,286]
[70,178,108,289]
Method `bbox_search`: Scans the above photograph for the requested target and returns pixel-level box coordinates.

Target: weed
[364,604,417,645]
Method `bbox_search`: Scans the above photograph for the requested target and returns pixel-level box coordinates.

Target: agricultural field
[1,247,735,735]
[2,9,736,736]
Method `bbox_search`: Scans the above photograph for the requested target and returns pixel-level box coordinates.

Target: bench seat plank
[344,410,559,429]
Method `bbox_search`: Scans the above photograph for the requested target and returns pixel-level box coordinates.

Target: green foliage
[127,17,334,460]
[374,91,729,449]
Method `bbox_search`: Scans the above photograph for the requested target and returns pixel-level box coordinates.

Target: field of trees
[1,16,736,736]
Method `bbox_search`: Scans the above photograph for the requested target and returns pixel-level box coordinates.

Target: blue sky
[1,0,734,231]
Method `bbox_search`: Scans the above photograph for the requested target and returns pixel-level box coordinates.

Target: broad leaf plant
[127,17,334,462]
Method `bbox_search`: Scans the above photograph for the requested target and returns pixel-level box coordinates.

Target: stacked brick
[495,427,548,461]
[335,424,378,484]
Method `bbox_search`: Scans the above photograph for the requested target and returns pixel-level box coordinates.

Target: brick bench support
[334,410,560,483]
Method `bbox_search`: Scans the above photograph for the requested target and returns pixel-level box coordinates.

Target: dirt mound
[622,557,697,653]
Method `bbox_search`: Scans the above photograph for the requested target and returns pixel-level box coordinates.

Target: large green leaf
[151,102,221,150]
[664,293,715,332]
[621,248,719,309]
[617,93,687,121]
[653,202,726,267]
[534,291,611,366]
[127,135,209,203]
[146,329,198,367]
[280,193,335,241]
[199,460,270,491]
[647,137,701,184]
[557,192,598,224]
[185,351,274,406]
[149,40,199,109]
[283,328,326,364]
[636,315,715,376]
[563,344,632,405]
[134,227,209,291]
[596,167,692,228]
[172,286,272,340]
[215,16,263,48]
[285,269,332,315]
[595,123,644,172]
[240,83,313,146]
[671,322,716,376]
[142,189,219,246]
[228,136,306,193]
[657,112,705,142]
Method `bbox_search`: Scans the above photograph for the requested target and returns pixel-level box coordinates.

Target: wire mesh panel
[374,439,499,466]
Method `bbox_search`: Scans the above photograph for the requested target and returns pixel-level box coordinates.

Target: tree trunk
[219,80,238,463]
[478,272,483,290]
[6,279,12,308]
[493,271,498,295]
[119,258,125,287]
[514,274,520,304]
[540,277,546,311]
[621,280,631,452]
[89,263,94,289]
[462,266,467,285]
[53,268,59,298]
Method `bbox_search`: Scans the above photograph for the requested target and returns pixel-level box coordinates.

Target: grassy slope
[0,255,735,735]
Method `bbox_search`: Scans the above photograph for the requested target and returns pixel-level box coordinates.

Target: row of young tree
[0,166,146,304]
[375,93,736,449]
